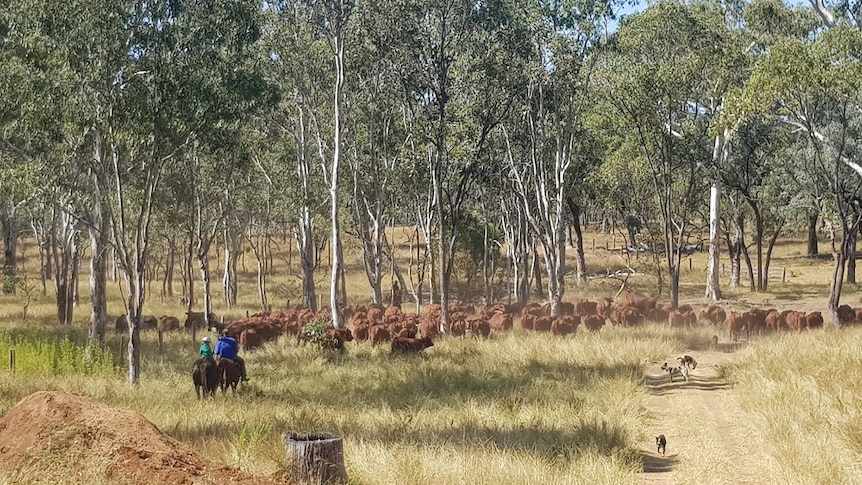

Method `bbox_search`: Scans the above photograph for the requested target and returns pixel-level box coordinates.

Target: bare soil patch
[0,391,290,485]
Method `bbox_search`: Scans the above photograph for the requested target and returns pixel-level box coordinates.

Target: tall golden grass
[720,327,862,484]
[0,231,859,483]
[0,325,705,484]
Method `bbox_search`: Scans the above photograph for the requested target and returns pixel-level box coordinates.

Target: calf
[391,336,434,354]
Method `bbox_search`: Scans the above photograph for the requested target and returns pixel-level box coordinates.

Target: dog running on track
[677,355,698,370]
[656,434,667,456]
[661,362,689,382]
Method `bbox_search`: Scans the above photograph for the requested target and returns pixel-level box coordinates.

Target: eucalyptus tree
[733,25,862,325]
[263,2,335,311]
[597,2,716,308]
[389,0,530,331]
[722,118,794,291]
[341,18,406,306]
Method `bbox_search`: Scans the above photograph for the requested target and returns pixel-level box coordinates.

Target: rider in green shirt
[199,336,214,359]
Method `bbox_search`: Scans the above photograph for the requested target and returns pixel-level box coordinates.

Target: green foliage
[298,316,338,352]
[0,333,114,376]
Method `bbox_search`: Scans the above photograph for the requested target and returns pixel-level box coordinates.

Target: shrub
[298,317,338,352]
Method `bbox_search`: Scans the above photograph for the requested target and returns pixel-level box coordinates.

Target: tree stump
[283,432,348,485]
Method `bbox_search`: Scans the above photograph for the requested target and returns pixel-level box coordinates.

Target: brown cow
[185,312,219,332]
[837,305,855,326]
[353,322,371,341]
[701,306,727,326]
[744,308,769,336]
[575,300,597,316]
[116,314,158,332]
[550,315,579,336]
[765,311,782,333]
[158,315,180,332]
[668,311,687,329]
[645,307,669,324]
[804,311,824,329]
[469,318,491,338]
[727,312,749,341]
[596,297,613,318]
[533,316,553,332]
[370,325,392,346]
[488,313,513,332]
[520,313,536,331]
[396,327,418,339]
[621,292,657,313]
[325,327,354,350]
[391,336,434,354]
[582,314,605,332]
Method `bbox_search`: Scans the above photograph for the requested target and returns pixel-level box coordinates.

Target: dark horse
[192,358,218,399]
[218,358,242,395]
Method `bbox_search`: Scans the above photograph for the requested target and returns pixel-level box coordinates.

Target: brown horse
[192,358,218,399]
[217,358,242,395]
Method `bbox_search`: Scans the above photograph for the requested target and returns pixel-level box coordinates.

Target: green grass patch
[0,332,114,376]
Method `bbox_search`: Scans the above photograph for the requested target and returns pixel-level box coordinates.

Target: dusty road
[638,346,781,485]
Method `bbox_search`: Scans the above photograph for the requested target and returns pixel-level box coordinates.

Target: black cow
[192,358,218,399]
[218,358,242,396]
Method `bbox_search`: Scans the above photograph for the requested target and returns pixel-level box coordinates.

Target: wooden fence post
[9,349,15,374]
[781,267,787,283]
[158,330,164,355]
[283,432,348,485]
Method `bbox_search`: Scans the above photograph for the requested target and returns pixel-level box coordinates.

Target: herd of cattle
[117,292,862,354]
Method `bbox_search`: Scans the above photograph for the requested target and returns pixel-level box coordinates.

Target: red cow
[551,315,579,336]
[596,297,613,318]
[325,327,354,350]
[533,316,552,332]
[488,313,513,332]
[668,311,687,329]
[727,312,749,341]
[621,292,657,313]
[804,311,824,329]
[369,325,391,346]
[575,300,597,316]
[582,314,604,332]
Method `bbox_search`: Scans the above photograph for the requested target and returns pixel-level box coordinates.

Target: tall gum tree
[598,3,716,308]
[730,26,862,325]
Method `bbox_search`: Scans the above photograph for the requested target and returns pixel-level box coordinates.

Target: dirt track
[639,345,782,485]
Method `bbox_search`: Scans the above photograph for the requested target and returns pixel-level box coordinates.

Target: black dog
[656,434,667,456]
[677,355,698,369]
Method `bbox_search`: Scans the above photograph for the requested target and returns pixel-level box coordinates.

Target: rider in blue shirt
[214,329,249,381]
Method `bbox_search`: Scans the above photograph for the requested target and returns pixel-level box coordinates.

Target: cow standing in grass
[192,358,218,399]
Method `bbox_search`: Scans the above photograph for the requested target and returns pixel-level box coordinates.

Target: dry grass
[719,328,862,484]
[0,229,860,483]
[0,325,701,484]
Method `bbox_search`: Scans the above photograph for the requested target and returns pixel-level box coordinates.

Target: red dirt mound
[0,391,290,485]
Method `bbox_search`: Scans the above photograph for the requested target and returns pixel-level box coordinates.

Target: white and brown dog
[677,355,698,370]
[661,362,689,382]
